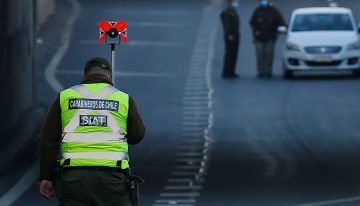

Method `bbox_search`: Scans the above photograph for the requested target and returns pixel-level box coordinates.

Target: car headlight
[347,41,360,51]
[286,42,301,51]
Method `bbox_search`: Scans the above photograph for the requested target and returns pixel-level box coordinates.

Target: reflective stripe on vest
[60,84,129,169]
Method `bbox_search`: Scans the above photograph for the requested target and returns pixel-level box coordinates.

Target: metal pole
[111,44,115,85]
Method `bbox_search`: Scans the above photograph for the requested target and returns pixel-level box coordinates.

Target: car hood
[287,32,358,46]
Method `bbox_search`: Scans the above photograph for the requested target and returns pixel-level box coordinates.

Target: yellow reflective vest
[59,83,130,169]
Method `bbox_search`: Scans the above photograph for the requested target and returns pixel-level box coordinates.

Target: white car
[281,7,360,78]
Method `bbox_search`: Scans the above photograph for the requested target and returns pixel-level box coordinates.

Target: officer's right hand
[40,180,55,199]
[228,35,235,42]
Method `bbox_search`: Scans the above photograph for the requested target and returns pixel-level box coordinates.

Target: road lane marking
[104,9,191,16]
[293,196,360,206]
[127,22,189,27]
[44,0,80,92]
[128,41,183,47]
[168,178,203,183]
[0,1,81,205]
[181,121,208,126]
[174,165,202,170]
[96,21,189,28]
[153,1,219,205]
[164,185,202,190]
[156,199,196,203]
[153,204,193,206]
[171,171,203,176]
[177,152,204,157]
[0,161,39,206]
[56,69,173,77]
[79,39,184,47]
[160,192,199,197]
[182,116,209,121]
[249,139,278,177]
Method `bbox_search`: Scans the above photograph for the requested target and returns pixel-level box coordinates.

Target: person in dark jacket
[221,0,240,78]
[39,57,145,205]
[250,0,285,78]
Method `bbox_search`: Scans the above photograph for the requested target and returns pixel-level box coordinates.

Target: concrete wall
[0,0,35,136]
[37,0,55,30]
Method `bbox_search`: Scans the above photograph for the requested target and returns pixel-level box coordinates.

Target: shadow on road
[287,74,360,81]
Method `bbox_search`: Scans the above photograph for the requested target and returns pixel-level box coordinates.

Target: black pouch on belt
[127,175,145,206]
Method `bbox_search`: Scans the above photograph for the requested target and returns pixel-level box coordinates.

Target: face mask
[232,1,239,8]
[260,0,269,7]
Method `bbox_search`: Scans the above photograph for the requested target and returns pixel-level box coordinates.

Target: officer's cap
[84,57,112,74]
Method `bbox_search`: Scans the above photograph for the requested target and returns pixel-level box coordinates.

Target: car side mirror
[278,26,287,34]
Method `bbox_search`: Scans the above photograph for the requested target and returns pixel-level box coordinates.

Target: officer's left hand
[228,35,235,42]
[40,180,55,199]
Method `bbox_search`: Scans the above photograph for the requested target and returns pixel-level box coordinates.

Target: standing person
[250,0,285,78]
[39,57,145,206]
[221,0,240,78]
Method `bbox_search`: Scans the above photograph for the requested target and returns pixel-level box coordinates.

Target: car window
[292,13,354,32]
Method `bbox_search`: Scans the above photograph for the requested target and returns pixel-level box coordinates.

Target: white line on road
[128,41,183,47]
[156,199,196,203]
[248,139,278,177]
[153,1,219,205]
[153,204,193,206]
[160,192,200,197]
[182,116,209,121]
[174,165,202,170]
[177,152,204,157]
[171,171,203,176]
[56,69,173,78]
[164,185,202,190]
[128,22,189,27]
[293,196,360,206]
[0,1,81,205]
[104,9,191,16]
[44,0,80,92]
[96,21,189,28]
[0,160,39,206]
[168,178,201,183]
[79,39,184,47]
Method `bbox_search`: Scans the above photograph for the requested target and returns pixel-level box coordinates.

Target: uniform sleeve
[250,9,260,36]
[250,9,258,29]
[273,7,286,27]
[40,94,62,180]
[126,96,145,145]
[221,10,232,35]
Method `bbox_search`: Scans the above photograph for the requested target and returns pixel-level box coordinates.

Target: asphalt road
[2,0,360,205]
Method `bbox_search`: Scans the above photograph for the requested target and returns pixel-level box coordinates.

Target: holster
[127,175,145,206]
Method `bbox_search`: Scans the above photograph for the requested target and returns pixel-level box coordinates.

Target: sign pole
[111,43,116,85]
[99,21,128,86]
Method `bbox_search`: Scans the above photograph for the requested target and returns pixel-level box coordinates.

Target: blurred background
[1,0,360,205]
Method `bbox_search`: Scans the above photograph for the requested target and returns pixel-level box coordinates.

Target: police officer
[250,0,285,78]
[221,0,240,78]
[39,57,145,206]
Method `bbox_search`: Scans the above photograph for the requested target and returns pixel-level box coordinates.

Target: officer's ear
[108,73,113,82]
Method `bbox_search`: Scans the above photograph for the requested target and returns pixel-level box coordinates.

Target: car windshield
[292,13,354,32]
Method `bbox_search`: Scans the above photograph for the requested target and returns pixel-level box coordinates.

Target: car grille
[305,60,342,66]
[304,46,342,54]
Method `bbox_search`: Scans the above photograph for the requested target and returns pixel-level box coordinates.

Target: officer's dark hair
[86,66,112,76]
[84,57,112,75]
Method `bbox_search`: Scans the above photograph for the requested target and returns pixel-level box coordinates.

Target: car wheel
[283,69,293,79]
